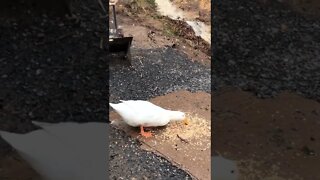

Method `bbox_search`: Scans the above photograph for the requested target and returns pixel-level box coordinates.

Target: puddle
[214,87,320,180]
[0,152,42,180]
[212,156,239,180]
[154,0,211,44]
[0,122,108,180]
[110,90,211,180]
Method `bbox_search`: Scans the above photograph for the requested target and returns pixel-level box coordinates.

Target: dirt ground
[213,0,320,179]
[170,0,211,24]
[113,1,211,66]
[213,87,320,180]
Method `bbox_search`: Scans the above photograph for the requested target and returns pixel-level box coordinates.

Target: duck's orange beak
[182,118,189,125]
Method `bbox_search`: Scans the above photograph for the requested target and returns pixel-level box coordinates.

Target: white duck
[109,100,189,137]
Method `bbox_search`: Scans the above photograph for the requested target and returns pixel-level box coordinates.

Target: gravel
[109,47,211,101]
[109,126,192,179]
[108,47,210,179]
[0,0,205,178]
[0,0,108,158]
[213,0,320,100]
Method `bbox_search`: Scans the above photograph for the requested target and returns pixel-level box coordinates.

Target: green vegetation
[145,0,156,9]
[163,20,179,37]
[123,0,156,13]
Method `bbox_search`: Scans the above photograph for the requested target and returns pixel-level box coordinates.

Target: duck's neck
[167,110,181,122]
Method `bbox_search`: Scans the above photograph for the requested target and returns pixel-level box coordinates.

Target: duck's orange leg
[140,125,152,138]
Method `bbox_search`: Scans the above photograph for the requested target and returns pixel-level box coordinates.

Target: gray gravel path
[109,48,211,102]
[109,126,192,180]
[214,0,320,100]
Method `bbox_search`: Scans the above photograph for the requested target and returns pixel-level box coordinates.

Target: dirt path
[114,1,211,66]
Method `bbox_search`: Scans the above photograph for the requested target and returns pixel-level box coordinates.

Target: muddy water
[0,122,107,180]
[154,0,211,44]
[212,156,239,180]
[214,87,320,179]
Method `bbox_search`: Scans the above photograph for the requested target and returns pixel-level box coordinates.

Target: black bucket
[108,37,133,54]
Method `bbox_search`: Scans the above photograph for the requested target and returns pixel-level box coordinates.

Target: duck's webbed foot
[140,125,153,138]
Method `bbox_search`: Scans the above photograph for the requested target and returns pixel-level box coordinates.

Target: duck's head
[169,111,189,125]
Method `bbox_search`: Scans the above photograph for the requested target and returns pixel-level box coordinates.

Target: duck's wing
[120,100,166,113]
[119,100,168,126]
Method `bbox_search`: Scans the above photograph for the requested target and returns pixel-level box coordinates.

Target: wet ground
[214,87,320,180]
[213,0,320,179]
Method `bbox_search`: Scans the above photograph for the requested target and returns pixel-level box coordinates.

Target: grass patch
[145,0,156,9]
[123,0,157,13]
[163,21,178,37]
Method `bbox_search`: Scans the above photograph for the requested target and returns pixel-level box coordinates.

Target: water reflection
[0,121,108,180]
[212,156,239,180]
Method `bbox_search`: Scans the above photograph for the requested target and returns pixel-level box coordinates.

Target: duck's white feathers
[109,100,171,127]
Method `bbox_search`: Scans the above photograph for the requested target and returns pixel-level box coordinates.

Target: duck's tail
[109,103,117,110]
[109,102,125,112]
